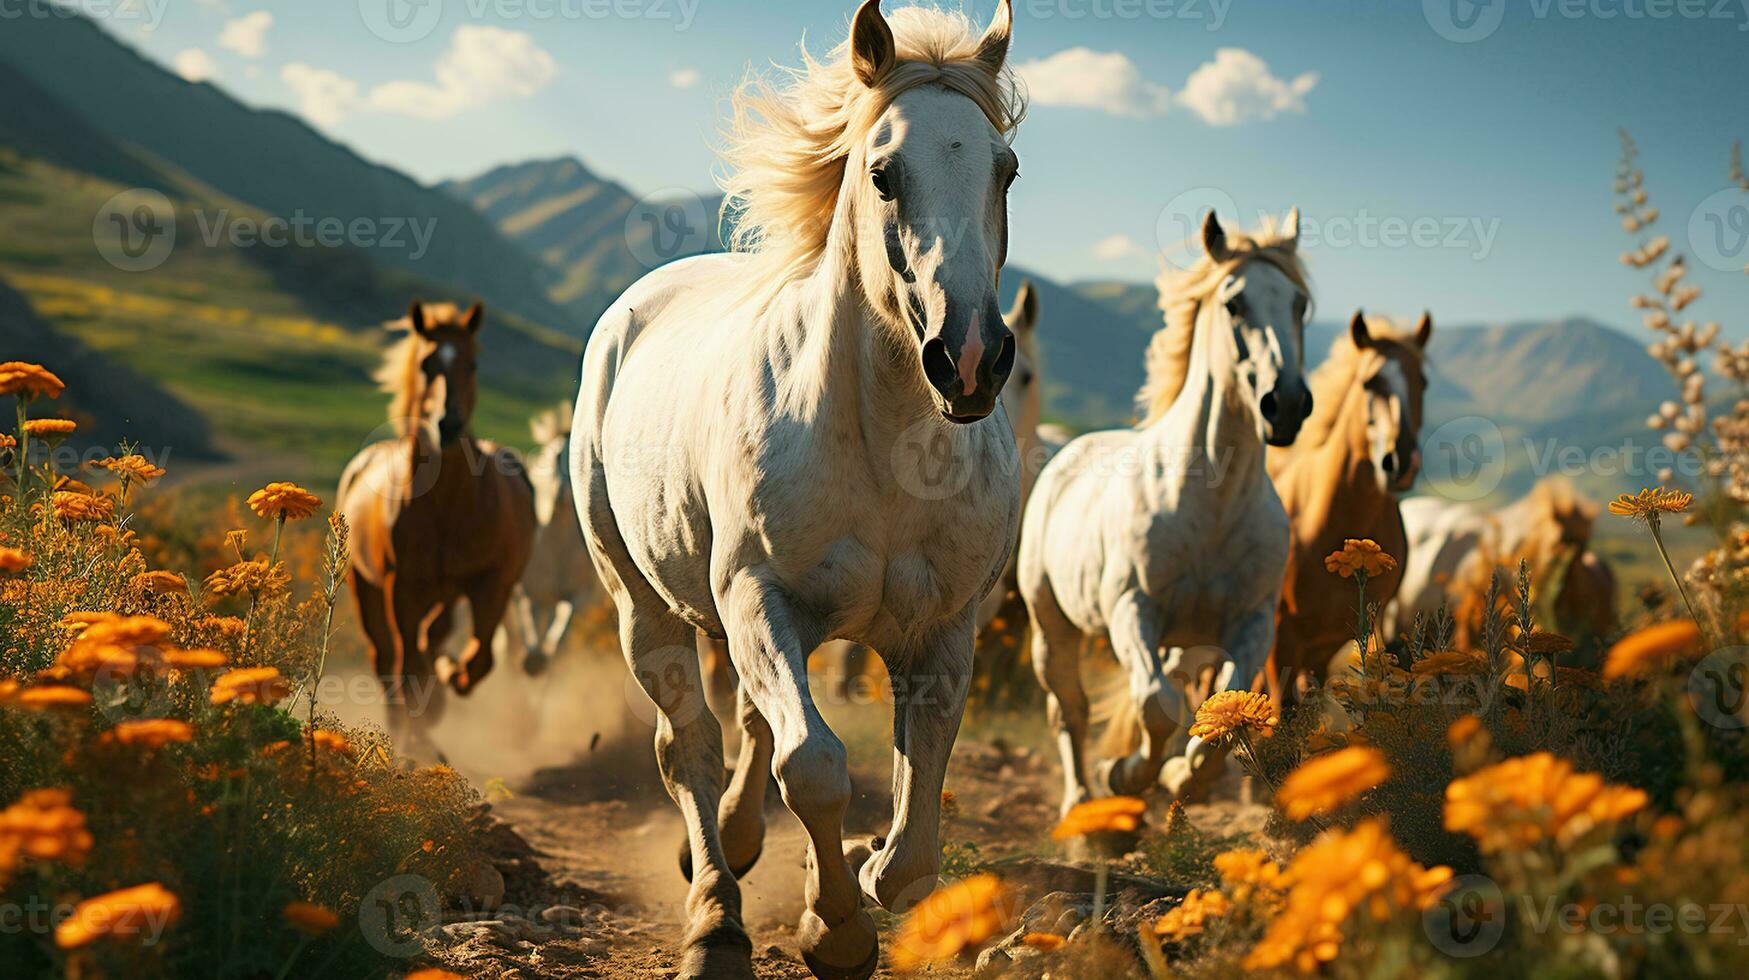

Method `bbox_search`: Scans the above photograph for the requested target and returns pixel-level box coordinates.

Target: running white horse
[508,403,597,674]
[570,3,1024,977]
[1018,211,1313,814]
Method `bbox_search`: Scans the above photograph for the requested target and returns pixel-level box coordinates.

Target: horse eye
[870,168,894,201]
[1019,369,1034,386]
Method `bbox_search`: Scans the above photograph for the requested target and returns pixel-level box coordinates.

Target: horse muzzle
[920,302,1014,424]
[1382,448,1421,492]
[1261,386,1312,447]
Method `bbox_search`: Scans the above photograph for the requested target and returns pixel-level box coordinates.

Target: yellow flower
[1276,747,1391,822]
[1607,486,1692,522]
[0,789,94,876]
[1189,690,1278,741]
[203,559,289,598]
[1154,888,1231,942]
[282,901,340,936]
[1602,620,1704,679]
[0,362,65,400]
[1444,752,1647,853]
[54,883,181,949]
[210,667,290,707]
[95,454,166,486]
[50,491,114,523]
[1324,538,1397,578]
[131,570,187,595]
[102,720,194,749]
[890,874,1014,971]
[23,418,76,439]
[1052,796,1147,840]
[0,547,31,573]
[247,482,322,521]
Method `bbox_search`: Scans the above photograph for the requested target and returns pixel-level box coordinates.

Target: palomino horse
[1262,312,1431,706]
[1391,477,1603,646]
[338,302,536,762]
[508,403,597,674]
[1019,210,1313,815]
[570,4,1024,977]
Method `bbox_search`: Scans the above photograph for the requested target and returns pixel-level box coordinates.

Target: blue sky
[98,0,1749,330]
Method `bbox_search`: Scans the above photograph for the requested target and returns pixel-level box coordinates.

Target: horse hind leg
[1026,584,1095,816]
[680,635,771,883]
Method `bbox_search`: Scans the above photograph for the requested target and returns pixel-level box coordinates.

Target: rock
[538,905,587,929]
[449,860,506,911]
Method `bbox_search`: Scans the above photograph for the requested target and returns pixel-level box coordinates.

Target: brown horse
[338,301,536,762]
[1261,311,1431,706]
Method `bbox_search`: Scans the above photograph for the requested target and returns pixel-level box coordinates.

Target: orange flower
[1324,538,1397,579]
[1607,486,1692,522]
[0,547,30,573]
[247,482,322,521]
[50,491,114,523]
[1214,848,1284,904]
[0,362,65,400]
[102,720,194,749]
[1446,715,1483,748]
[890,874,1014,970]
[1189,690,1278,741]
[14,686,92,711]
[94,454,166,486]
[1276,747,1390,822]
[1602,620,1705,679]
[203,559,289,598]
[1154,888,1231,942]
[1052,796,1147,840]
[162,648,228,670]
[131,570,187,595]
[0,789,94,873]
[210,666,290,706]
[0,434,13,449]
[23,418,76,439]
[1020,932,1066,952]
[57,616,174,679]
[282,901,340,936]
[58,611,120,632]
[55,883,181,949]
[404,972,467,980]
[311,729,353,756]
[1444,752,1647,853]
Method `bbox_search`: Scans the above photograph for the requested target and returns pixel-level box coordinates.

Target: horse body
[1020,212,1312,813]
[1263,313,1431,704]
[338,302,536,763]
[508,404,597,673]
[571,6,1024,976]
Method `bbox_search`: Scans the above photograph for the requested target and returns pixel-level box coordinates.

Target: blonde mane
[1294,317,1428,450]
[529,401,574,446]
[372,302,469,436]
[719,5,1025,284]
[1137,220,1309,425]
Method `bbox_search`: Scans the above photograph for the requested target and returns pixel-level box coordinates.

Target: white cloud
[1014,48,1171,118]
[281,62,359,127]
[367,26,557,120]
[669,67,701,90]
[219,11,272,58]
[1093,234,1147,262]
[1175,48,1318,127]
[174,49,218,83]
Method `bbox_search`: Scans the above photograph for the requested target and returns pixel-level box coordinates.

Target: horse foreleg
[386,575,446,765]
[1171,607,1277,802]
[858,614,973,917]
[448,573,514,695]
[1027,587,1093,815]
[1099,591,1177,797]
[539,596,577,662]
[507,582,545,674]
[719,574,875,980]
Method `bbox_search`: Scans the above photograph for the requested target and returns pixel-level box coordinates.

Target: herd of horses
[330,3,1621,976]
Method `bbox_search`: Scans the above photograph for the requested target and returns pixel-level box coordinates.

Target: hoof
[1161,754,1222,804]
[521,650,550,676]
[798,908,878,980]
[680,839,764,882]
[678,917,755,980]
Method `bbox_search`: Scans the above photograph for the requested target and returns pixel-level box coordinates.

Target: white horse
[508,403,597,674]
[570,3,1023,977]
[1018,211,1313,814]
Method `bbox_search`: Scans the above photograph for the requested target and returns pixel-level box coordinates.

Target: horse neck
[1322,380,1392,510]
[1147,300,1265,487]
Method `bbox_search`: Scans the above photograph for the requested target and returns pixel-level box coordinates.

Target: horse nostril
[1302,391,1314,418]
[1382,451,1399,475]
[991,334,1015,380]
[1259,391,1279,422]
[921,337,957,393]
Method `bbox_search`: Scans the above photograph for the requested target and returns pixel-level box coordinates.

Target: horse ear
[1415,310,1433,348]
[1350,310,1373,350]
[1007,278,1038,333]
[974,0,1013,75]
[1201,211,1230,261]
[463,301,485,334]
[851,0,897,87]
[1279,206,1300,248]
[408,300,429,336]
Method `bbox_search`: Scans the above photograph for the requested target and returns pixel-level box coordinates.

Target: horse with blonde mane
[1262,311,1431,706]
[569,3,1023,975]
[507,403,598,674]
[338,301,536,764]
[1019,210,1313,816]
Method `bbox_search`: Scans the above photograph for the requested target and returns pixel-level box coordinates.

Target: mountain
[441,157,727,327]
[0,14,575,334]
